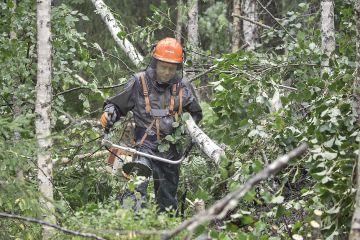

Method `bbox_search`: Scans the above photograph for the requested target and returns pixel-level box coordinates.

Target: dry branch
[163,143,308,239]
[232,13,271,29]
[0,212,106,240]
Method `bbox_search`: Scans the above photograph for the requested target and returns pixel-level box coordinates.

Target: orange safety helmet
[152,37,183,64]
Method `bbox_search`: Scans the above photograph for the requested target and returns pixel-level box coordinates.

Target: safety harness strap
[139,119,156,145]
[137,73,184,146]
[139,73,150,113]
[179,87,183,115]
[155,118,161,142]
[169,84,177,114]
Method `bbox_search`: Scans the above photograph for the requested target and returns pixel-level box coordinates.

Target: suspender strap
[169,84,177,114]
[139,119,156,145]
[178,87,183,115]
[155,118,161,142]
[139,73,150,113]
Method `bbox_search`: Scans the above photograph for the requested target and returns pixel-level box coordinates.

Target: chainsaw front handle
[101,139,186,164]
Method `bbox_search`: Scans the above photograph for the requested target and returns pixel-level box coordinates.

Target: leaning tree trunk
[232,0,242,53]
[184,113,225,165]
[350,2,360,239]
[242,0,258,50]
[91,0,144,67]
[36,0,55,239]
[175,0,183,42]
[320,0,335,75]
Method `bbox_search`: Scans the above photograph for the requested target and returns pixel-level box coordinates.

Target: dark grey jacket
[105,68,202,150]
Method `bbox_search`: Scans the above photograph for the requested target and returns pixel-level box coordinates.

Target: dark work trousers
[121,146,180,213]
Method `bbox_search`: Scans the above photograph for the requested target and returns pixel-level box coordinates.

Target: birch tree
[187,0,199,61]
[232,0,241,53]
[36,0,55,238]
[242,0,258,50]
[90,0,143,67]
[175,0,183,42]
[320,0,336,75]
[350,1,360,239]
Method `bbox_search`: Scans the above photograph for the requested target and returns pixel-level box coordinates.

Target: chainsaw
[102,123,194,178]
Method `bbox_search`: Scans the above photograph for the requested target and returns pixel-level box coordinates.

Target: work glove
[100,104,118,129]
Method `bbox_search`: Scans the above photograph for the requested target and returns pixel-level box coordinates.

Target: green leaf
[241,215,254,224]
[117,31,127,39]
[164,135,174,142]
[323,151,337,160]
[158,143,170,152]
[271,196,284,204]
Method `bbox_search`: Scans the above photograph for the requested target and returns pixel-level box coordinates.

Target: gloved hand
[100,104,118,129]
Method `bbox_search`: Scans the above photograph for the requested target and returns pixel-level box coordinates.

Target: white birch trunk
[36,0,55,238]
[187,0,199,61]
[350,2,360,239]
[184,113,225,165]
[320,0,335,75]
[242,0,258,50]
[91,0,143,67]
[175,0,183,42]
[232,0,242,53]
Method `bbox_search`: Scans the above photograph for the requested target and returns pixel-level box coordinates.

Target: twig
[255,0,296,42]
[0,212,106,240]
[54,82,126,98]
[162,143,308,240]
[189,43,249,82]
[232,14,272,29]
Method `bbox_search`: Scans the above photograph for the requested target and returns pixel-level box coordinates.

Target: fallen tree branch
[91,0,143,67]
[232,13,272,29]
[54,82,126,98]
[162,143,308,239]
[0,212,106,240]
[184,113,225,165]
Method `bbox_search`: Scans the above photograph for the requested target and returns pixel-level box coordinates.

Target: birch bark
[242,0,258,50]
[90,0,143,67]
[232,0,242,53]
[320,0,335,75]
[187,0,200,61]
[36,0,55,238]
[184,113,225,165]
[175,0,183,42]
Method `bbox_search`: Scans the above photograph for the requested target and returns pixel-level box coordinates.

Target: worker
[100,37,202,213]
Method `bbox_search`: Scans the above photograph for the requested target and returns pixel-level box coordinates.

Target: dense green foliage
[0,0,359,239]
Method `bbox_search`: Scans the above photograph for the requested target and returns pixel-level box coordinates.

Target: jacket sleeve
[103,77,137,120]
[181,79,203,123]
